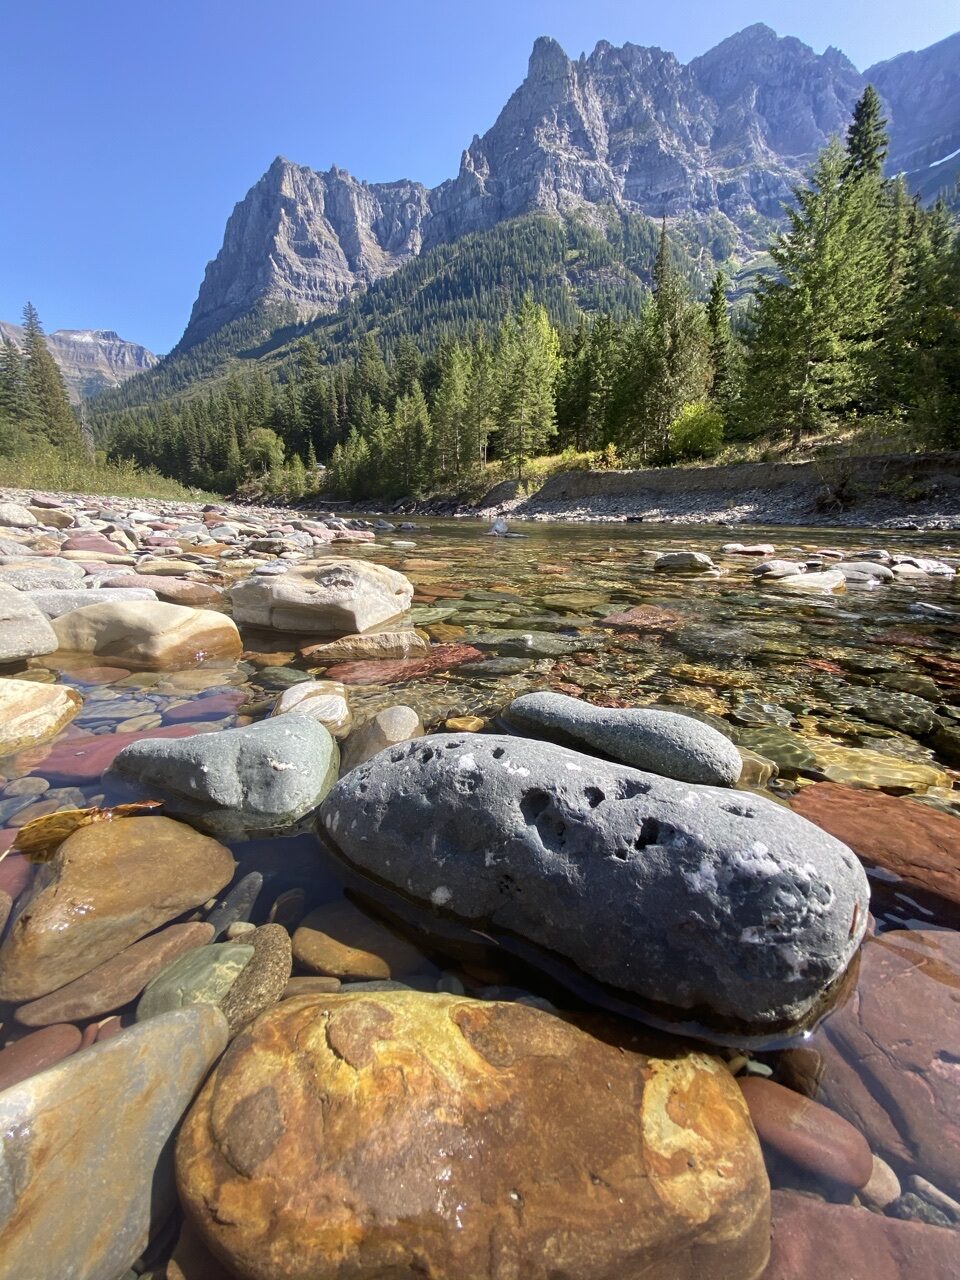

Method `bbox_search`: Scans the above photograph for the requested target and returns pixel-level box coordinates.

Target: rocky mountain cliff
[180,23,959,350]
[0,322,158,403]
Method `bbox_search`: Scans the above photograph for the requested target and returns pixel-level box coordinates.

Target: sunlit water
[3,517,959,1229]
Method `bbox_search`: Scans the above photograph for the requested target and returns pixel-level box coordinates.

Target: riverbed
[1,503,959,1276]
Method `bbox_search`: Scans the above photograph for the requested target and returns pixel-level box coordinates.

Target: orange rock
[176,992,771,1280]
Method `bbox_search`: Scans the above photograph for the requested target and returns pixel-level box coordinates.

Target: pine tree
[845,85,888,180]
[706,270,733,409]
[20,302,85,454]
[495,298,561,480]
[431,342,471,485]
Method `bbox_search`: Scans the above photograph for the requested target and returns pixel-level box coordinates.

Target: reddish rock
[764,1189,960,1279]
[0,1023,82,1091]
[281,976,342,998]
[163,691,246,724]
[153,578,223,607]
[0,850,30,898]
[813,929,960,1198]
[323,644,484,685]
[739,1076,873,1190]
[61,533,123,556]
[600,605,682,631]
[25,722,203,784]
[80,1023,100,1049]
[14,920,216,1026]
[95,1016,124,1042]
[791,783,960,907]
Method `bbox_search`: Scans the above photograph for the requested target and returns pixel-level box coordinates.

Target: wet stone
[136,942,254,1021]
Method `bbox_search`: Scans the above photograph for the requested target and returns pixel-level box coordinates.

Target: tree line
[3,86,958,502]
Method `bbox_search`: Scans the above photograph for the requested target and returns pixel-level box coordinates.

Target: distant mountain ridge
[179,23,960,351]
[0,322,158,403]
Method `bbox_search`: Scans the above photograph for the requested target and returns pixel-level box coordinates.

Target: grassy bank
[0,449,215,502]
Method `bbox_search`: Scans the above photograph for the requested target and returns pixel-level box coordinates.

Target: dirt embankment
[484,452,960,529]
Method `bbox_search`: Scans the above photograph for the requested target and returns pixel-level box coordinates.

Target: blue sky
[2,1,957,354]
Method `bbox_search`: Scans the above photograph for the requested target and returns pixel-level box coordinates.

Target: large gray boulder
[228,557,413,634]
[0,583,57,663]
[502,692,743,786]
[109,715,339,838]
[320,734,869,1036]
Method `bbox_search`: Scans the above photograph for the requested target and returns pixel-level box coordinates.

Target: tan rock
[292,897,427,980]
[51,601,242,669]
[444,715,485,732]
[271,679,352,737]
[0,816,236,1001]
[339,704,424,773]
[302,629,429,664]
[176,992,771,1280]
[229,558,413,634]
[0,677,82,755]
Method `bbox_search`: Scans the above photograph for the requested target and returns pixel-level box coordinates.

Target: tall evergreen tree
[845,85,889,180]
[20,302,85,453]
[495,298,562,480]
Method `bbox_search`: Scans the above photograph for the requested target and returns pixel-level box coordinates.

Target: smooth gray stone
[0,582,57,663]
[653,550,714,571]
[28,586,158,617]
[502,692,745,785]
[320,734,869,1035]
[836,561,895,582]
[136,942,253,1020]
[108,714,339,838]
[752,559,805,578]
[0,1006,227,1280]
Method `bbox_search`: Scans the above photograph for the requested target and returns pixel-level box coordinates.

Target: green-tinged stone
[136,943,253,1021]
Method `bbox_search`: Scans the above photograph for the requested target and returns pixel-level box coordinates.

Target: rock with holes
[502,692,743,785]
[175,991,771,1280]
[320,735,869,1036]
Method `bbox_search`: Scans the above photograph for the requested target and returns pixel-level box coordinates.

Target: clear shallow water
[2,517,960,1239]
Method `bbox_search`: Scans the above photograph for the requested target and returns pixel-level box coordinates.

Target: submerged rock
[502,691,743,785]
[0,1007,227,1280]
[320,734,869,1035]
[790,783,960,907]
[109,714,339,838]
[0,816,235,1002]
[815,929,960,1199]
[765,1190,959,1280]
[176,991,771,1280]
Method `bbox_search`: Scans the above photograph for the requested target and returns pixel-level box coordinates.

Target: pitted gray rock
[502,692,743,785]
[320,734,869,1035]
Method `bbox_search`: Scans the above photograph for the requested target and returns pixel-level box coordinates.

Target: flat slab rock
[0,1007,227,1280]
[320,734,869,1036]
[790,783,960,908]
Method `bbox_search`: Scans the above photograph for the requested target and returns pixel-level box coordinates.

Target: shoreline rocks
[51,600,242,668]
[229,558,413,634]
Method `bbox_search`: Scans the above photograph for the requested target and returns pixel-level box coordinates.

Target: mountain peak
[528,34,569,73]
